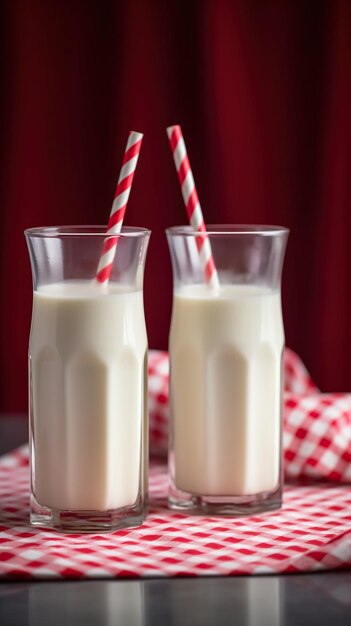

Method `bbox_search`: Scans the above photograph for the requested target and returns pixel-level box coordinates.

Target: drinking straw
[167,125,219,289]
[96,130,143,284]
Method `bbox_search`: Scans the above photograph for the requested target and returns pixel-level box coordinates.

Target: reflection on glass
[143,576,283,626]
[247,577,283,626]
[29,581,145,626]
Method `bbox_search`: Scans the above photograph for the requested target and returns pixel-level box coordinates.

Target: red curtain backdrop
[0,0,351,411]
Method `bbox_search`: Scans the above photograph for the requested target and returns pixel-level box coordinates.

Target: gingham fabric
[0,446,351,579]
[149,349,351,483]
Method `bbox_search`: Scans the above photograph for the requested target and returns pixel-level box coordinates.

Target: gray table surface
[0,415,350,626]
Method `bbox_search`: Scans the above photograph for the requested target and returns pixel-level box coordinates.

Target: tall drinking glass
[166,225,289,515]
[25,226,150,531]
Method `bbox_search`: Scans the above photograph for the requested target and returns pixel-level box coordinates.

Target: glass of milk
[166,225,289,515]
[25,226,150,532]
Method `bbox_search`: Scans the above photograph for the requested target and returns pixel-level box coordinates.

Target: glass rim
[166,224,289,236]
[24,225,151,238]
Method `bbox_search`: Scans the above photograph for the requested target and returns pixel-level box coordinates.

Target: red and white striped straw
[96,130,143,284]
[167,125,219,289]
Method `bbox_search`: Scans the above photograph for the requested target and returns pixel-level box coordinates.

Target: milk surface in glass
[170,284,284,497]
[30,281,147,513]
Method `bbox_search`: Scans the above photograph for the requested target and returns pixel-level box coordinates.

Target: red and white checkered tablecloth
[1,446,351,579]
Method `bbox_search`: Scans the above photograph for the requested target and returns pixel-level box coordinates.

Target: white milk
[169,285,284,497]
[29,281,147,512]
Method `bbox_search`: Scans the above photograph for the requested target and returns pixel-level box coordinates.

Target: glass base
[169,481,282,516]
[30,494,146,533]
